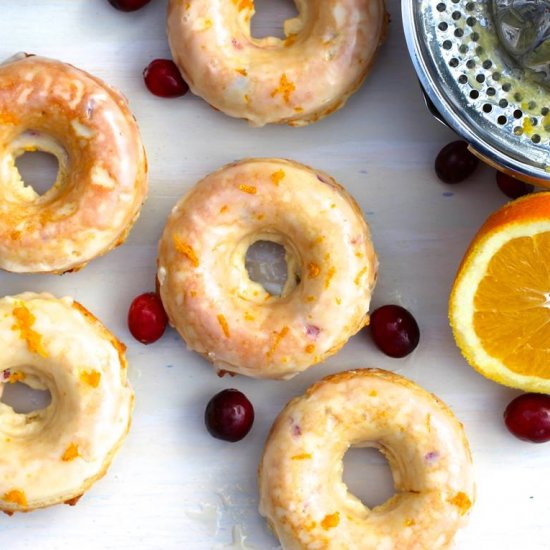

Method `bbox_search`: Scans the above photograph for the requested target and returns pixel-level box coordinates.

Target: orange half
[449,192,550,392]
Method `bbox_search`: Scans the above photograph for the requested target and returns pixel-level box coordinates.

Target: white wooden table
[1,1,549,549]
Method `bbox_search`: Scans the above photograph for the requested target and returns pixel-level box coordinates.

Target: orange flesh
[473,232,550,379]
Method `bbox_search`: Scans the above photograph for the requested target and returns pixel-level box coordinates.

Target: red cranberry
[128,292,168,344]
[205,389,254,442]
[369,305,420,358]
[496,171,534,199]
[143,59,189,98]
[108,0,151,11]
[435,140,479,183]
[504,393,550,443]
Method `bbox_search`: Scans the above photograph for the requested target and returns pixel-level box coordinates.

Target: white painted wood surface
[1,1,549,549]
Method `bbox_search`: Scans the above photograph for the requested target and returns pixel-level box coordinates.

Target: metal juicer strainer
[402,0,550,184]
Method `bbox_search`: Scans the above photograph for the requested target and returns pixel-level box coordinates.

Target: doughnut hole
[1,376,52,414]
[342,446,395,509]
[14,150,60,196]
[245,240,290,296]
[250,0,299,39]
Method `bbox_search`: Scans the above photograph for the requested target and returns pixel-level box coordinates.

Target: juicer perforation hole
[469,90,479,99]
[466,16,476,26]
[482,104,492,113]
[541,108,549,116]
[514,127,523,135]
[466,59,475,69]
[442,40,452,50]
[438,22,448,31]
[487,87,496,96]
[514,93,522,102]
[528,101,537,110]
[465,1,474,10]
[497,116,507,125]
[532,134,541,144]
[458,74,468,84]
[452,11,461,20]
[513,109,523,119]
[499,99,508,108]
[471,32,479,41]
[449,58,459,68]
[475,46,484,55]
[501,82,511,91]
[454,28,464,38]
[459,44,468,54]
[476,74,485,83]
[436,3,446,12]
[493,72,501,81]
[482,60,492,70]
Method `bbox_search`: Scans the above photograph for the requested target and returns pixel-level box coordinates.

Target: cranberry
[369,305,420,358]
[205,389,254,442]
[435,140,479,183]
[143,59,189,98]
[108,0,151,11]
[496,171,534,199]
[504,393,550,443]
[127,292,168,344]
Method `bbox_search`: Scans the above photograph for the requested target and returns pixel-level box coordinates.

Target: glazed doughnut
[259,369,475,549]
[0,292,133,513]
[157,158,377,379]
[0,54,147,274]
[167,0,387,126]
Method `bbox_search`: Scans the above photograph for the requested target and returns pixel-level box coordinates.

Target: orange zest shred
[3,490,27,507]
[306,296,315,302]
[324,266,336,289]
[232,0,253,10]
[0,113,19,125]
[244,94,250,104]
[321,512,340,530]
[62,443,80,462]
[304,344,315,354]
[271,73,296,105]
[12,304,48,358]
[173,235,199,267]
[238,183,257,194]
[219,205,229,214]
[291,453,312,460]
[369,390,378,397]
[236,68,248,76]
[405,518,416,527]
[307,262,321,278]
[270,169,285,186]
[284,35,297,47]
[7,371,26,384]
[267,326,289,358]
[335,297,342,305]
[217,314,230,338]
[244,312,255,321]
[354,267,367,285]
[448,492,472,515]
[80,370,101,388]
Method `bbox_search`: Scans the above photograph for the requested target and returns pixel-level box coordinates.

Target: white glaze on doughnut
[157,158,377,379]
[259,369,475,549]
[167,0,387,126]
[0,292,133,513]
[0,55,147,274]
